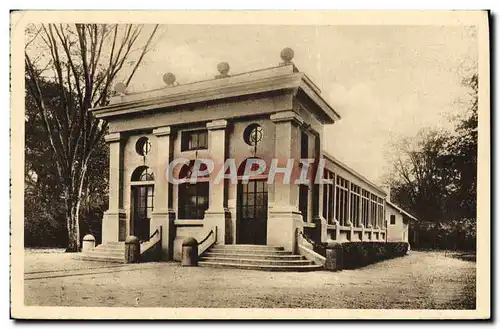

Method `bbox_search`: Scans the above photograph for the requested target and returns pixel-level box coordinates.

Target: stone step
[206,248,292,256]
[200,256,313,266]
[204,252,304,261]
[79,252,124,263]
[211,245,285,251]
[105,241,125,245]
[198,261,322,272]
[94,245,125,252]
[90,248,124,257]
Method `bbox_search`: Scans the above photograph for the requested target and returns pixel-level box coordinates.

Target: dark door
[132,185,154,242]
[237,180,268,245]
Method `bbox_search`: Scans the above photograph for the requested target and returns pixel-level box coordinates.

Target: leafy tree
[25,24,158,251]
[386,72,478,250]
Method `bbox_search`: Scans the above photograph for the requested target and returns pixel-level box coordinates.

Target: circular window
[136,137,152,156]
[243,124,263,146]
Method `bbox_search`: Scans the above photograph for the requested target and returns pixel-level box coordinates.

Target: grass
[24,250,476,309]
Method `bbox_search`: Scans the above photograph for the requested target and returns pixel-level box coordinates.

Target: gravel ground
[24,250,476,309]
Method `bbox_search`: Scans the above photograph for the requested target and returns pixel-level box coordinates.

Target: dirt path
[24,251,475,309]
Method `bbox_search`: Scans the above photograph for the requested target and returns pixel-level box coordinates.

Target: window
[350,184,361,227]
[131,166,154,182]
[178,182,209,219]
[243,124,264,146]
[335,175,349,226]
[181,129,208,151]
[135,137,152,156]
[361,190,370,227]
[370,194,378,228]
[377,197,384,228]
[299,184,309,222]
[390,214,396,225]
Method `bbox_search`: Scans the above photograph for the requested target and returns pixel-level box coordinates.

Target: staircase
[79,241,125,263]
[199,244,323,272]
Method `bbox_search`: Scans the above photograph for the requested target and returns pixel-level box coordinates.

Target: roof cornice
[90,65,340,124]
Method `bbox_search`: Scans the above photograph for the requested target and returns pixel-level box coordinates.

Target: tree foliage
[25,24,158,251]
[386,73,478,250]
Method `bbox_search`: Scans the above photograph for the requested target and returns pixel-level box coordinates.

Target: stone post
[102,132,126,243]
[152,126,175,260]
[268,111,303,252]
[204,119,228,244]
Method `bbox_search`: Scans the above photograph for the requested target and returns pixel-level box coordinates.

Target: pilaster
[103,132,125,242]
[205,119,229,244]
[151,126,175,260]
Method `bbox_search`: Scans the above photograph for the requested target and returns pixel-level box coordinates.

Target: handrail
[297,229,326,267]
[149,228,159,241]
[197,226,217,257]
[299,230,321,249]
[197,229,214,246]
[140,226,162,255]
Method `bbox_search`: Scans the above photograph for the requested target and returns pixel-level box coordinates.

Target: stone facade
[91,60,416,261]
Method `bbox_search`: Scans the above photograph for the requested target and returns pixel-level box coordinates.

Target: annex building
[84,48,417,270]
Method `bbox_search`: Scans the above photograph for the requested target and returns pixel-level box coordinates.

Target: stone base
[102,209,126,244]
[151,209,175,261]
[267,206,303,252]
[204,208,230,244]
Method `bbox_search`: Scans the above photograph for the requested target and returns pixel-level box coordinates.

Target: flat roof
[322,151,387,196]
[91,64,341,124]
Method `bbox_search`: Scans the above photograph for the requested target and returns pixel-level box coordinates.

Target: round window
[136,137,151,156]
[243,124,263,146]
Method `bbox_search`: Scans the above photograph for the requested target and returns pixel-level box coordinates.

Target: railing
[140,226,162,255]
[197,226,217,257]
[296,229,326,267]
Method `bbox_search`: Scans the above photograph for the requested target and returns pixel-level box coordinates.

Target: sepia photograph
[10,10,490,319]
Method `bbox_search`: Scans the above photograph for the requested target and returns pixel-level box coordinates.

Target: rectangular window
[350,183,361,227]
[181,129,208,151]
[390,214,396,225]
[299,184,309,222]
[377,197,384,228]
[361,190,370,227]
[335,175,349,226]
[370,194,378,228]
[178,182,209,219]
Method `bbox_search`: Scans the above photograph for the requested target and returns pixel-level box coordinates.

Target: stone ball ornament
[114,82,127,95]
[280,47,295,63]
[163,72,176,86]
[217,62,230,76]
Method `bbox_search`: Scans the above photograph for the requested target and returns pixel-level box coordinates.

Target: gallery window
[370,194,378,228]
[181,129,208,151]
[361,190,370,227]
[350,183,361,227]
[335,175,349,226]
[178,182,209,219]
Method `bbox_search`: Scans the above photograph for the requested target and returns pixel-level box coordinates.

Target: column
[152,126,175,260]
[268,111,304,252]
[102,132,126,243]
[204,119,229,244]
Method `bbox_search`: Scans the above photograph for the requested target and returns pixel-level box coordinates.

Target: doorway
[237,179,268,245]
[132,185,154,242]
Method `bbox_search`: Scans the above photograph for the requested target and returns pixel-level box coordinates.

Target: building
[86,48,417,268]
[386,200,418,243]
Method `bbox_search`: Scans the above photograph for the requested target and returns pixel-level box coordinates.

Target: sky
[120,24,478,184]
